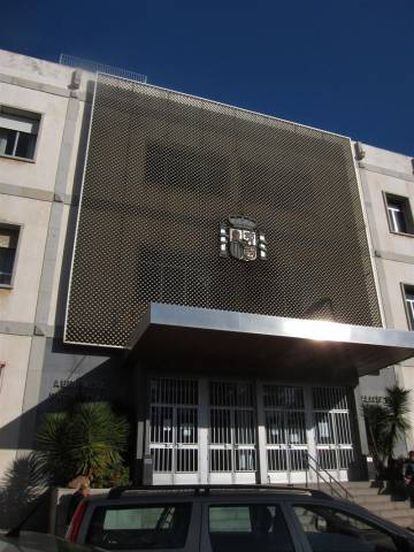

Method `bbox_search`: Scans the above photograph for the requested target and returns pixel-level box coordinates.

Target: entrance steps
[304,481,414,528]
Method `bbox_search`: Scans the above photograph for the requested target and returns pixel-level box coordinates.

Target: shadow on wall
[0,353,136,531]
[0,455,49,531]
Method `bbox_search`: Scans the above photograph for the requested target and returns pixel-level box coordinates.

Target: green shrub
[34,401,129,487]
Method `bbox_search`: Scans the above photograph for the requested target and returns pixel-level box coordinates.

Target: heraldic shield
[220,216,267,261]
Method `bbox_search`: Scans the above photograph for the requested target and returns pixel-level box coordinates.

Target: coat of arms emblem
[219,216,267,261]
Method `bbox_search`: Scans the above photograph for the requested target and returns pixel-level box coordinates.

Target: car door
[286,500,414,552]
[199,499,304,552]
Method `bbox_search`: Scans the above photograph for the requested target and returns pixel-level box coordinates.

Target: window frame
[200,501,300,552]
[0,222,23,289]
[401,283,414,331]
[0,105,42,163]
[383,192,414,237]
[80,500,201,550]
[288,501,411,552]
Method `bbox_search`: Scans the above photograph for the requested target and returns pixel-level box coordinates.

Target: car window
[293,504,402,552]
[86,503,191,549]
[208,504,294,552]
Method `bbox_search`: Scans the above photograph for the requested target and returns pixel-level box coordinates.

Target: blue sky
[1,0,413,155]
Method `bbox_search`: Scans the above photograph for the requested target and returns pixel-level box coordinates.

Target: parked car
[66,484,414,551]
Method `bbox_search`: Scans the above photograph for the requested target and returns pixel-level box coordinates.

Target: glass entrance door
[148,378,355,485]
[313,387,354,481]
[264,385,309,484]
[208,381,257,484]
[150,378,200,484]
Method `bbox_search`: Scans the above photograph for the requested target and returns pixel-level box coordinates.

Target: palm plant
[34,401,129,487]
[363,385,411,478]
[363,402,389,474]
[383,385,411,467]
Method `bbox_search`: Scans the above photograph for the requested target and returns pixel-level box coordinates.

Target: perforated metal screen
[65,74,381,347]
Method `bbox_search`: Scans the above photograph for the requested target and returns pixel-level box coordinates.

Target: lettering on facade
[361,394,385,405]
[48,378,110,403]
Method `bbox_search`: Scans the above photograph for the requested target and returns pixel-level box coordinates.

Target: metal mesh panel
[65,75,381,347]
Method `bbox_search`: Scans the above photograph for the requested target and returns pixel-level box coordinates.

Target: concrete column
[17,95,84,454]
[353,384,370,480]
[255,380,268,484]
[198,378,209,484]
[303,385,317,484]
[133,360,149,485]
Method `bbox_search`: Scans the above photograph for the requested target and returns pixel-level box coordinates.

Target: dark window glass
[86,503,191,549]
[15,131,36,159]
[293,504,403,552]
[208,504,294,552]
[404,285,414,330]
[386,194,414,235]
[0,226,19,286]
[0,128,17,156]
[0,107,39,160]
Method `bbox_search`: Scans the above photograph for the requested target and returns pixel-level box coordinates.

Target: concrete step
[358,500,411,513]
[348,487,385,497]
[354,493,397,504]
[376,510,414,527]
[288,481,414,527]
[341,481,382,489]
[388,516,413,528]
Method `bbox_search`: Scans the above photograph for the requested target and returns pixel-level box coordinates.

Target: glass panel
[210,506,251,532]
[209,504,294,552]
[388,201,408,233]
[235,449,256,471]
[317,449,337,470]
[290,449,308,472]
[263,385,304,409]
[0,227,19,286]
[267,449,287,472]
[0,128,16,155]
[177,408,197,444]
[87,503,191,549]
[265,411,285,444]
[293,504,399,552]
[286,411,306,444]
[234,409,255,445]
[315,413,335,444]
[405,288,414,329]
[176,448,198,472]
[0,247,16,285]
[210,409,232,444]
[15,131,36,159]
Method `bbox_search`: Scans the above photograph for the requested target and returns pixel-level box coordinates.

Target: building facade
[1,50,414,488]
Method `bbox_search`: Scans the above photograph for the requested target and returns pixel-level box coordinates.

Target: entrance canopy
[129,303,414,379]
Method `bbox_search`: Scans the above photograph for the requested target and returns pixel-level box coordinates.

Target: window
[0,225,20,287]
[0,106,40,160]
[403,285,414,330]
[208,504,294,552]
[86,503,192,549]
[293,504,407,552]
[385,194,414,235]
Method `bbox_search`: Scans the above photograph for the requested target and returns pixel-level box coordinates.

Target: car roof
[86,485,336,502]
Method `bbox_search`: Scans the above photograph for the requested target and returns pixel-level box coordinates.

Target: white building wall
[0,49,92,478]
[357,143,414,449]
